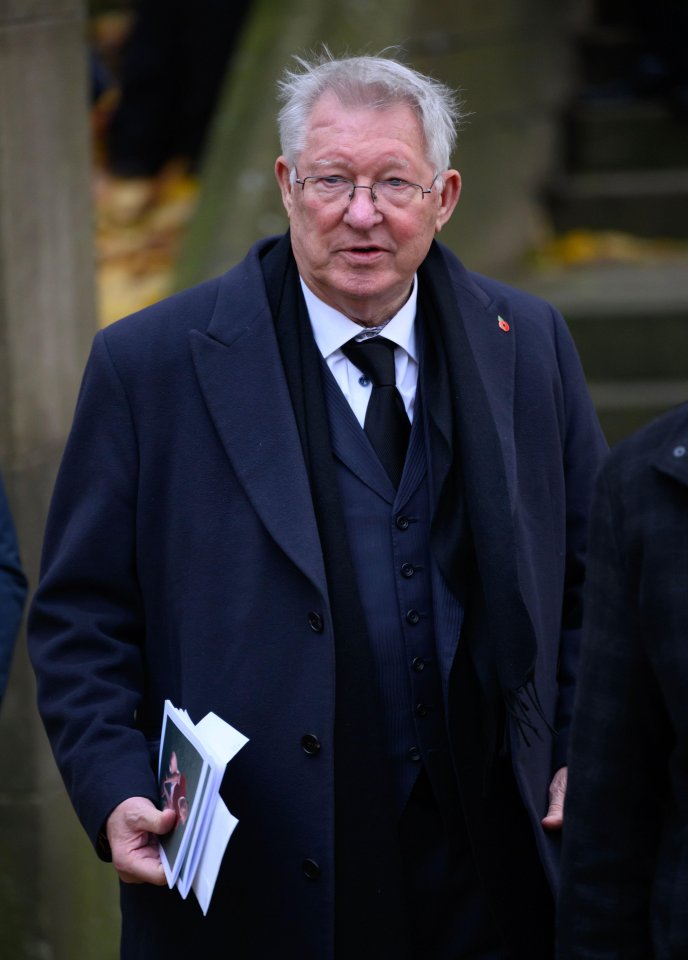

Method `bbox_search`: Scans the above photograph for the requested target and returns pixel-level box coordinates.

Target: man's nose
[343,185,383,227]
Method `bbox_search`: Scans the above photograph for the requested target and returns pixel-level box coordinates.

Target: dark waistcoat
[321,366,460,826]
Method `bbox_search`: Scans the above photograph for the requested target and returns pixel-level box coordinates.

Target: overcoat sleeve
[550,307,609,768]
[0,474,27,704]
[28,331,159,854]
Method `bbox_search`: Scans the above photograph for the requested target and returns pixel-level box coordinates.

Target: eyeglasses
[294,172,440,209]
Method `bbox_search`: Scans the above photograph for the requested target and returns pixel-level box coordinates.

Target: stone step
[516,258,688,381]
[568,311,688,381]
[576,27,640,88]
[588,380,688,445]
[564,99,688,172]
[547,169,688,238]
[595,0,639,29]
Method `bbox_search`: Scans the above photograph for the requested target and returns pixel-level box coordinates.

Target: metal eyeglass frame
[293,172,440,204]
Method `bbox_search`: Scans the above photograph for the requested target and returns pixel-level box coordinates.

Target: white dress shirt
[300,277,419,427]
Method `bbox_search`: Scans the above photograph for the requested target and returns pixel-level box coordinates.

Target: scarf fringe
[503,673,556,749]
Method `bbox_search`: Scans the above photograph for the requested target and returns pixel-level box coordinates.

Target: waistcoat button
[303,858,321,880]
[301,734,321,755]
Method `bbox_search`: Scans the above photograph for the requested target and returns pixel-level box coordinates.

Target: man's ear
[275,157,294,217]
[434,169,461,233]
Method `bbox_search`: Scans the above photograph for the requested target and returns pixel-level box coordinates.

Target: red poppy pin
[498,316,510,332]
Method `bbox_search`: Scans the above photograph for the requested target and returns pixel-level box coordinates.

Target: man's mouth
[343,245,386,256]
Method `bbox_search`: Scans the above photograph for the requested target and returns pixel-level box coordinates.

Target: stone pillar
[0,3,119,957]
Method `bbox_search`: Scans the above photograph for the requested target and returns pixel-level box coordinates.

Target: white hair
[276,50,464,175]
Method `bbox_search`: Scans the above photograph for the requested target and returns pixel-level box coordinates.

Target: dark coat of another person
[0,472,26,705]
[558,402,688,959]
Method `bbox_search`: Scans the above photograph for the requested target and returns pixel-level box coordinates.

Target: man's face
[275,92,461,327]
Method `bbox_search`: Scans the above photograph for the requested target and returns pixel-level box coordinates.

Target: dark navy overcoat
[29,237,607,958]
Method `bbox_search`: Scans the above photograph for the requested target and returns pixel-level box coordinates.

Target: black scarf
[417,242,540,734]
[261,235,410,958]
[260,233,541,952]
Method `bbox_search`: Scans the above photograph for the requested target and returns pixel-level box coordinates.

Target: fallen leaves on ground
[529,229,688,269]
[94,162,200,327]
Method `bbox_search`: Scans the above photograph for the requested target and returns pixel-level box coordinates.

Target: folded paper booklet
[158,700,248,913]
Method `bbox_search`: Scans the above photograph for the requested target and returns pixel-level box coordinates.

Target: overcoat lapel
[450,274,518,511]
[189,259,328,598]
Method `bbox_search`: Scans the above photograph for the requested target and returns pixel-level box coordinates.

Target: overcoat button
[406,609,420,625]
[408,746,422,762]
[412,657,425,672]
[415,702,428,717]
[395,515,410,531]
[303,858,321,880]
[308,611,324,633]
[400,562,415,578]
[301,734,321,756]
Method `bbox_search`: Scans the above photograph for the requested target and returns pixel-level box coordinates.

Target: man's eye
[319,176,349,187]
[383,178,410,188]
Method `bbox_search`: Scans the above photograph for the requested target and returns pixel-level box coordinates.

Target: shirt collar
[300,276,419,363]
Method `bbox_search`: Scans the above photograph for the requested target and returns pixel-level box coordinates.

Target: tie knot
[341,336,397,387]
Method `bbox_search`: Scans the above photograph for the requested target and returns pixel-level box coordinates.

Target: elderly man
[29,53,606,958]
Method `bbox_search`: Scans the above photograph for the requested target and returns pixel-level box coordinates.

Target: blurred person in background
[101,0,252,223]
[559,403,688,958]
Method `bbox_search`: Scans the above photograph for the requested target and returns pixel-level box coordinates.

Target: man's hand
[541,765,567,831]
[106,796,177,884]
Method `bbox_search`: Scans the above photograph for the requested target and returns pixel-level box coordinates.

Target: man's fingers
[115,844,168,885]
[126,802,177,838]
[541,766,568,832]
[107,797,176,884]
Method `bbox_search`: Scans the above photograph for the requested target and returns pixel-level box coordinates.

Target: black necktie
[341,336,411,487]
